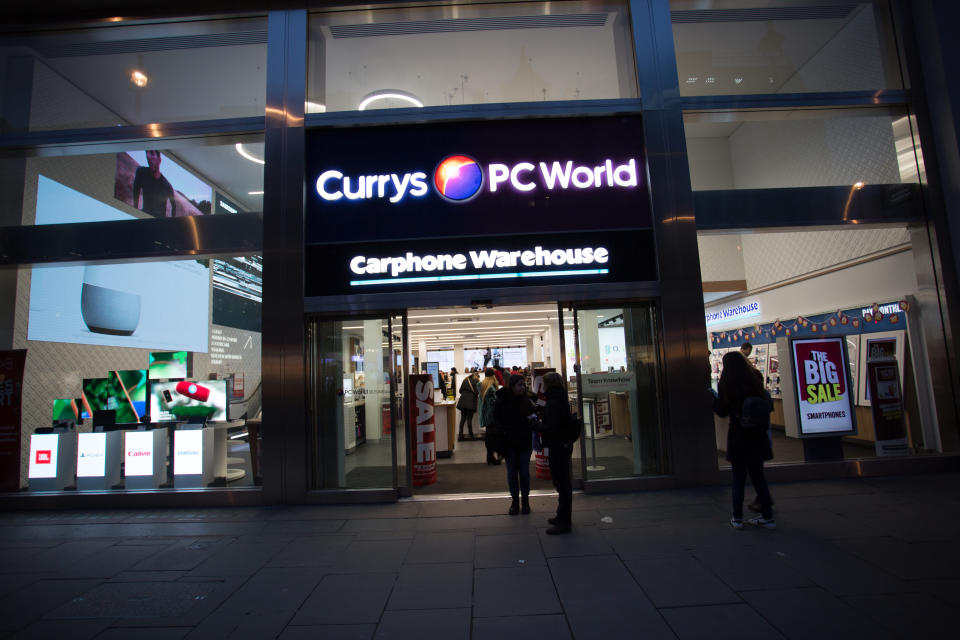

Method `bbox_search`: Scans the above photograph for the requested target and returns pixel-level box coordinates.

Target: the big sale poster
[791,337,857,437]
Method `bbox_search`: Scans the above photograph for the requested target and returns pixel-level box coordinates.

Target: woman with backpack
[457,370,480,440]
[540,371,575,534]
[713,351,776,530]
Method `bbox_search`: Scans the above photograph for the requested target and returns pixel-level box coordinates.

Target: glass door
[564,302,667,481]
[307,314,402,490]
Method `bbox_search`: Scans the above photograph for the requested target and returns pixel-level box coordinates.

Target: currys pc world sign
[304,115,652,247]
[315,154,640,205]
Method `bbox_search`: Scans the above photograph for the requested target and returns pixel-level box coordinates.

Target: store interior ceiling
[6,2,868,213]
[406,303,572,351]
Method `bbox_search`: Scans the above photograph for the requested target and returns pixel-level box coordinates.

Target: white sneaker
[730,517,744,530]
[748,517,776,530]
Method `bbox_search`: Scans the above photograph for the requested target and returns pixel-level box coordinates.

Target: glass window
[670,1,903,96]
[308,316,400,490]
[0,17,267,132]
[699,224,945,464]
[570,303,666,480]
[308,0,637,113]
[16,253,262,492]
[1,136,263,229]
[684,108,921,190]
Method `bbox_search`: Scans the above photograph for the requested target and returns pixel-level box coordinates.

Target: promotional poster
[791,337,857,437]
[0,350,26,491]
[408,374,437,486]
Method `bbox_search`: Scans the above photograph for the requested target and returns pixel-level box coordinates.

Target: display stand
[582,398,606,472]
[76,431,123,490]
[28,431,78,491]
[124,428,168,490]
[173,426,215,488]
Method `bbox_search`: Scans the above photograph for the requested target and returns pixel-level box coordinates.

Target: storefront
[1,0,958,506]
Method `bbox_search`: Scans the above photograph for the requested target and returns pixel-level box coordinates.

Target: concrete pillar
[580,311,601,374]
[526,337,535,367]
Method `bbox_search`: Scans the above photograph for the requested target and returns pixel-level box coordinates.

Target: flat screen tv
[81,370,145,424]
[52,398,80,424]
[148,351,189,379]
[150,379,228,422]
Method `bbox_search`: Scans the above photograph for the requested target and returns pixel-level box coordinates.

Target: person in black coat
[714,351,775,530]
[492,374,538,515]
[457,371,480,440]
[539,371,573,534]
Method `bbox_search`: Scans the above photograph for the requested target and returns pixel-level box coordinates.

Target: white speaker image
[80,265,141,336]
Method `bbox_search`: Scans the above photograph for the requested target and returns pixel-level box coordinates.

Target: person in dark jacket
[457,371,480,440]
[493,374,537,515]
[478,368,501,465]
[714,351,775,530]
[539,371,573,534]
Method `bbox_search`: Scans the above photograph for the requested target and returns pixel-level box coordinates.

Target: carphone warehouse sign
[304,116,652,246]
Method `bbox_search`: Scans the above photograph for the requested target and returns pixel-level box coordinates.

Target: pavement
[1,473,959,639]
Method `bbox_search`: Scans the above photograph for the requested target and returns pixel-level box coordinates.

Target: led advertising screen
[212,256,262,332]
[790,337,857,437]
[150,380,228,422]
[148,351,189,379]
[114,151,212,217]
[28,176,210,352]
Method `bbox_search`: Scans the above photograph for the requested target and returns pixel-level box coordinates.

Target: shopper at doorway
[493,374,538,515]
[479,368,501,464]
[713,351,776,530]
[457,370,480,440]
[540,371,574,534]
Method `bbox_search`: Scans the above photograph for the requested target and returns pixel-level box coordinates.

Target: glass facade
[1,0,958,504]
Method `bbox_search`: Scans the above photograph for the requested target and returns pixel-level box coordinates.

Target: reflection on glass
[310,317,397,489]
[573,304,664,480]
[308,0,637,113]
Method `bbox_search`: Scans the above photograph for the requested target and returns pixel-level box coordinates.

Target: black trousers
[731,460,773,519]
[458,410,474,436]
[548,443,573,524]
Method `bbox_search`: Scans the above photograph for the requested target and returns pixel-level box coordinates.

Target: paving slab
[473,566,561,617]
[661,603,785,639]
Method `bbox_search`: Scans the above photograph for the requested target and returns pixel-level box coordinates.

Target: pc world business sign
[304,115,656,296]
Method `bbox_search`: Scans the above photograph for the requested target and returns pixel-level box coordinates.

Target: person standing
[133,150,177,217]
[478,368,501,465]
[457,370,479,440]
[493,374,537,515]
[713,351,776,530]
[540,372,574,534]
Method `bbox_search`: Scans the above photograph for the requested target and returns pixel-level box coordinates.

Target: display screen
[150,380,228,422]
[114,150,212,217]
[81,370,146,424]
[212,256,262,332]
[149,351,189,379]
[52,398,80,423]
[791,337,857,437]
[28,176,211,352]
[425,362,440,389]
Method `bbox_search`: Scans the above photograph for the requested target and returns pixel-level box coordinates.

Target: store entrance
[401,302,566,497]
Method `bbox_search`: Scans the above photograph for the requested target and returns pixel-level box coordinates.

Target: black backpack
[739,393,773,429]
[561,411,583,445]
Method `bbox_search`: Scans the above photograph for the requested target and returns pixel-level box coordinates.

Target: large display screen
[150,380,228,422]
[52,398,80,423]
[212,256,262,332]
[149,351,189,379]
[28,176,210,351]
[81,370,146,424]
[790,337,857,437]
[114,151,212,217]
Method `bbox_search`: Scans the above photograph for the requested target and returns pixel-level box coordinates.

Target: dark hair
[508,373,525,389]
[741,342,752,350]
[719,351,764,414]
[484,368,495,377]
[542,371,567,400]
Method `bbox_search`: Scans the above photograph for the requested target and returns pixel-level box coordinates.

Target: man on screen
[133,150,177,217]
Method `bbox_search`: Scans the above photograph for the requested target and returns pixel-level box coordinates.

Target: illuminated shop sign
[308,230,653,296]
[304,115,651,246]
[705,301,761,326]
[349,245,609,286]
[315,156,639,205]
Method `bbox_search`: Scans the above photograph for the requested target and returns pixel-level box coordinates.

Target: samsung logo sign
[316,155,639,205]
